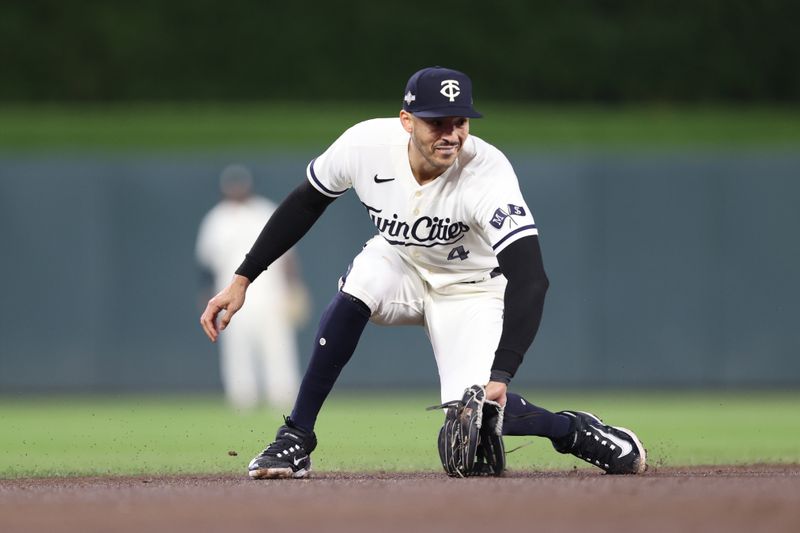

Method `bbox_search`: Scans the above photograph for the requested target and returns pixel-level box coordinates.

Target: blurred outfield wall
[1,150,799,392]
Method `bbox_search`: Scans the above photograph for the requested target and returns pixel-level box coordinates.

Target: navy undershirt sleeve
[236,180,335,282]
[490,235,549,382]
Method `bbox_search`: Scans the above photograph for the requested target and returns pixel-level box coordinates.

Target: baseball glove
[428,384,505,477]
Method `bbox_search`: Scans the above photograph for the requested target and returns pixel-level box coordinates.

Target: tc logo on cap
[440,80,461,102]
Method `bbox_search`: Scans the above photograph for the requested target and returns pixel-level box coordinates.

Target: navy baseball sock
[289,291,370,432]
[501,392,572,439]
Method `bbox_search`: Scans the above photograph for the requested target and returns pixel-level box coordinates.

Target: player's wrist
[489,369,512,385]
[234,253,263,282]
[491,348,521,381]
[231,274,252,288]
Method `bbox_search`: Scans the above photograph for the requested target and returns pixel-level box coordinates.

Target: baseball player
[196,164,308,410]
[200,66,646,478]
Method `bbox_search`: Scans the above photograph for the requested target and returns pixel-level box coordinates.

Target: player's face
[401,111,470,181]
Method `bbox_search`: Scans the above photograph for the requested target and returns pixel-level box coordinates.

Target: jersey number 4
[447,245,470,261]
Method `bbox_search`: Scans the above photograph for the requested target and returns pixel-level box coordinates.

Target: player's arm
[236,180,335,281]
[200,180,335,342]
[486,235,549,402]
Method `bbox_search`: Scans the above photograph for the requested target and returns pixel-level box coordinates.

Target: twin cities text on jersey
[363,203,469,247]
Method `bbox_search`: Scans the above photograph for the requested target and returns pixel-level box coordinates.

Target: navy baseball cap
[402,66,482,118]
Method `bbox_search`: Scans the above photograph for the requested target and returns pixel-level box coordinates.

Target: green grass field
[1,103,799,151]
[1,390,798,478]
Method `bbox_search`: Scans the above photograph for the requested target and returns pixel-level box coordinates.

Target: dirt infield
[1,465,798,533]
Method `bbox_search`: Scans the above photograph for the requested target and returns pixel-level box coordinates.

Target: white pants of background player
[219,308,301,411]
[340,236,507,403]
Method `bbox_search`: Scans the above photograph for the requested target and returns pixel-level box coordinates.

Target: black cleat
[552,411,646,475]
[248,418,317,479]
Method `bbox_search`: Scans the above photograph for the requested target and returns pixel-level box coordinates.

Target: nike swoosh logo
[374,174,395,183]
[293,455,308,466]
[594,427,633,458]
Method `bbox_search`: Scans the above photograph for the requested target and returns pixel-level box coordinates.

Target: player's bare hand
[199,275,250,342]
[485,381,508,407]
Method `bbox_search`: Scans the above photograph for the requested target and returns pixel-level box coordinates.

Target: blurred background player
[196,164,310,410]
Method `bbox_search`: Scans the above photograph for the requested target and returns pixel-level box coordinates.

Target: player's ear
[399,110,414,134]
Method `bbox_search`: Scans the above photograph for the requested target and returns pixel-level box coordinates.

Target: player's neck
[412,170,440,185]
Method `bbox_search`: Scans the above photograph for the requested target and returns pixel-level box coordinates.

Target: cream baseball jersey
[306,118,538,289]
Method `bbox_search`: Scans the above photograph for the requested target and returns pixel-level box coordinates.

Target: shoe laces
[574,425,620,466]
[261,431,303,458]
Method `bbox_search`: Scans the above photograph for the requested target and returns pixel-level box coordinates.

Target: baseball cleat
[248,417,317,479]
[551,411,647,475]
